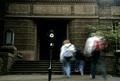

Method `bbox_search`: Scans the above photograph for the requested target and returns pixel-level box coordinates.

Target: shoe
[75,69,79,72]
[92,77,95,79]
[80,70,84,76]
[90,74,92,78]
[66,75,71,78]
[81,72,84,76]
[103,76,107,80]
[90,74,95,79]
[92,78,95,80]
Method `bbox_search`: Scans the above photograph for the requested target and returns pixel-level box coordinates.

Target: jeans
[76,60,85,75]
[62,57,71,78]
[91,61,98,79]
[91,50,100,79]
[97,56,107,79]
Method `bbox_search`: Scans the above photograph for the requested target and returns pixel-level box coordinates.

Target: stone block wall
[4,19,37,60]
[33,5,72,15]
[8,3,31,15]
[7,3,97,16]
[68,19,98,51]
[6,1,120,17]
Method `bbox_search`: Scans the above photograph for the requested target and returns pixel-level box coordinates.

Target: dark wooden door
[37,19,68,60]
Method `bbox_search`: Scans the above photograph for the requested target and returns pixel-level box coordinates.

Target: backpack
[75,48,85,60]
[75,49,81,60]
[93,40,102,51]
[84,36,102,57]
[63,45,73,58]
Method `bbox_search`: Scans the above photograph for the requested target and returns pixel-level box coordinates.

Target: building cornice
[5,15,120,20]
[8,0,96,3]
[5,15,98,19]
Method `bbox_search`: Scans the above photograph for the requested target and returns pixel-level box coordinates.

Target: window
[5,30,15,45]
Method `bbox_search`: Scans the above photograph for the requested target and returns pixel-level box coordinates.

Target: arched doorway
[36,19,68,60]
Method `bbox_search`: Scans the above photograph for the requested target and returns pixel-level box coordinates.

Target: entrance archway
[36,19,68,60]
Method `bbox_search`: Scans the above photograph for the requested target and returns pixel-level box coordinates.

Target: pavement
[0,74,119,81]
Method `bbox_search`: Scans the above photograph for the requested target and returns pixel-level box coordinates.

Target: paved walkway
[0,74,119,81]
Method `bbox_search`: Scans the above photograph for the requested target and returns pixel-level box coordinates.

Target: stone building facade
[0,0,120,73]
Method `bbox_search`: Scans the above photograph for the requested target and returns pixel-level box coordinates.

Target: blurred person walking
[84,34,107,79]
[74,46,85,76]
[60,39,76,78]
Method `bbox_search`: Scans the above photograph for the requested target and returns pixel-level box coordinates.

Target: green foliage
[87,24,120,52]
[88,25,120,42]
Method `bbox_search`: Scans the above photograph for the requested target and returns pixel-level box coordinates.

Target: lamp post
[48,30,54,81]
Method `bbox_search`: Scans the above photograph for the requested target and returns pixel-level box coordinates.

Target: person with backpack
[84,34,107,79]
[60,39,76,78]
[74,46,85,76]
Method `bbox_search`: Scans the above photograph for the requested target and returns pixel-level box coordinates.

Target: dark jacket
[75,48,85,61]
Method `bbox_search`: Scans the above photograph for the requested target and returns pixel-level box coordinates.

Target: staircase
[9,60,91,74]
[9,60,75,74]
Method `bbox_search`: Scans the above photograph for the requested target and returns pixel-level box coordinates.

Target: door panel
[37,19,68,60]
